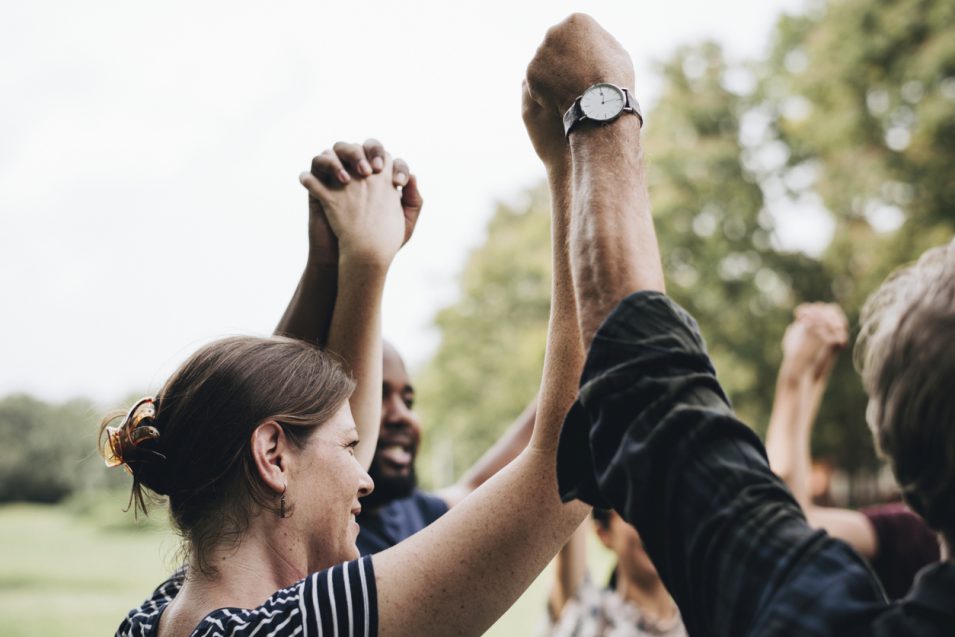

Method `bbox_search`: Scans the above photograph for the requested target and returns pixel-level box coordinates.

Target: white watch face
[580,83,625,121]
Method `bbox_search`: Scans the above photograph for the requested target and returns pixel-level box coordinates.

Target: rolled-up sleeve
[557,292,886,636]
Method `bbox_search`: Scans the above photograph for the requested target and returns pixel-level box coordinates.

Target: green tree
[757,0,955,469]
[416,0,955,490]
[415,187,552,487]
[763,0,955,302]
[0,394,119,502]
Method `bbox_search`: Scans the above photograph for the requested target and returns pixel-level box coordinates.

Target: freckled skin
[290,403,373,571]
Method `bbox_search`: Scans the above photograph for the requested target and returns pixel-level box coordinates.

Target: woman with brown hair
[101,140,589,636]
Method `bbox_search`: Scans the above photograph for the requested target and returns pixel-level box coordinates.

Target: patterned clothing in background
[543,579,687,637]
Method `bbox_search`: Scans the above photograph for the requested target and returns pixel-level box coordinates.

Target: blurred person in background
[544,509,685,637]
[765,303,941,599]
[277,139,538,555]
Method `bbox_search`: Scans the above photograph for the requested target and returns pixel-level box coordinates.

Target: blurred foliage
[416,187,551,485]
[417,0,955,486]
[759,0,955,464]
[0,394,129,503]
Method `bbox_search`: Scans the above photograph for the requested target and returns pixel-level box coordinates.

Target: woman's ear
[251,420,288,493]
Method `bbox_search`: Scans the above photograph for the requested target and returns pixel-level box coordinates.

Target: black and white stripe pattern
[117,556,377,637]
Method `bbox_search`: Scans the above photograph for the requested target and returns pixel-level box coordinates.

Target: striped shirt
[117,556,378,637]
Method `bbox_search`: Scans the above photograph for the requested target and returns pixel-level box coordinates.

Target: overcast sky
[1,0,810,403]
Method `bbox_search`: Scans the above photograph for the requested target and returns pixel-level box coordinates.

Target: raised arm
[764,304,878,556]
[298,143,423,469]
[274,151,348,346]
[369,46,591,637]
[524,14,664,347]
[536,14,885,636]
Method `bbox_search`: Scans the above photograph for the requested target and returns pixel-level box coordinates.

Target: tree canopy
[415,0,955,491]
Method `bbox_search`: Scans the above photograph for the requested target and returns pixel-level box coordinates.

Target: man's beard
[361,457,418,509]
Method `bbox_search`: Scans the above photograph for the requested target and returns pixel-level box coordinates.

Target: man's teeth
[380,445,412,464]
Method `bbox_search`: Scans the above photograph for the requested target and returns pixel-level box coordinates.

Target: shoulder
[200,557,378,637]
[116,568,185,636]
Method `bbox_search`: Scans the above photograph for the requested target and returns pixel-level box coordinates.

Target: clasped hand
[300,139,423,266]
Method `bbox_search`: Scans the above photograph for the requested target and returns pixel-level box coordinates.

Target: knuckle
[333,142,360,159]
[312,152,337,173]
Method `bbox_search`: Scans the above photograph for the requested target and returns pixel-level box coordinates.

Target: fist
[781,303,849,381]
[525,13,635,116]
[521,79,569,173]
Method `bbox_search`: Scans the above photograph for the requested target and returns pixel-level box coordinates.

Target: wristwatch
[562,82,643,138]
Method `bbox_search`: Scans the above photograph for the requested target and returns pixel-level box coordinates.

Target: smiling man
[356,341,537,554]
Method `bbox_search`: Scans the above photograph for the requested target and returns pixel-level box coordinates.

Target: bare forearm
[764,369,811,507]
[569,120,664,349]
[274,261,338,344]
[326,260,388,469]
[533,163,585,451]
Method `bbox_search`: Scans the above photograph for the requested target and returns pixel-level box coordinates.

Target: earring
[279,483,287,519]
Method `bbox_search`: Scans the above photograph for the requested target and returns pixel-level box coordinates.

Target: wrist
[306,244,339,267]
[569,114,643,157]
[338,249,393,273]
[545,160,572,187]
[777,360,808,389]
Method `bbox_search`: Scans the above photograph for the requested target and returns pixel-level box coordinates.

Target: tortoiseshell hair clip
[103,397,166,473]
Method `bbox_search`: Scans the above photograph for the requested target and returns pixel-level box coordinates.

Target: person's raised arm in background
[278,139,422,470]
[764,304,869,545]
[765,303,941,599]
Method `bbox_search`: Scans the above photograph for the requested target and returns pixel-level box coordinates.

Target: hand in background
[780,302,849,383]
[525,13,635,116]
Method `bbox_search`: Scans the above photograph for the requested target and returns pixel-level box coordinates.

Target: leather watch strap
[562,97,584,137]
[622,88,644,127]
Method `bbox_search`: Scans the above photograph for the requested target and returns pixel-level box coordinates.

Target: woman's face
[290,401,374,571]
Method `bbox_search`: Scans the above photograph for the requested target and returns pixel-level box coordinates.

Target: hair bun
[102,397,167,481]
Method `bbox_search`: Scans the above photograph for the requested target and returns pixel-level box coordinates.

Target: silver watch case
[562,83,644,137]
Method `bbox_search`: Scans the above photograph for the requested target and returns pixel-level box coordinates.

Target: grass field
[0,498,612,635]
